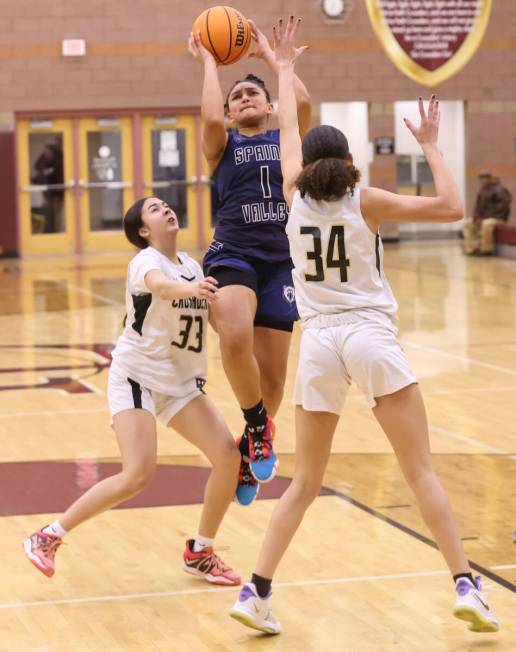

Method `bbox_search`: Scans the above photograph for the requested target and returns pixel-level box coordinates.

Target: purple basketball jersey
[211,129,290,262]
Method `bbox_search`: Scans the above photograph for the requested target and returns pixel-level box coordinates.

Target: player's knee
[211,437,240,471]
[291,476,321,506]
[261,373,285,403]
[403,464,434,493]
[121,464,156,495]
[218,327,253,358]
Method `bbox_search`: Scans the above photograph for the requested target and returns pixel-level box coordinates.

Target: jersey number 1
[260,165,272,199]
[301,225,350,282]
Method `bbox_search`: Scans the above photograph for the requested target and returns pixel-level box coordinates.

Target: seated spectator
[462,172,512,255]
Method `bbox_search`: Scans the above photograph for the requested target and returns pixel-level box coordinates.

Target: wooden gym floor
[0,240,515,651]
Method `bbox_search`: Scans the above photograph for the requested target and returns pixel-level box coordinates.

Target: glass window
[28,134,65,234]
[151,129,188,228]
[87,131,123,232]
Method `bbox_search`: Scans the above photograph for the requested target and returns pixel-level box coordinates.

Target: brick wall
[1,0,515,218]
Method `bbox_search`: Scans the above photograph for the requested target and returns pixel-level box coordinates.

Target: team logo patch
[208,240,224,253]
[282,285,295,305]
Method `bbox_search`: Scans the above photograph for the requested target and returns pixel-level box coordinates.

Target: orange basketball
[192,6,251,65]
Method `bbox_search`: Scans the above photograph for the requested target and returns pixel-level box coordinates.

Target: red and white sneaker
[23,528,63,578]
[182,539,241,586]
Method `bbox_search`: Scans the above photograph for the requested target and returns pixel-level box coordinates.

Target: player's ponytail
[296,125,361,201]
[296,158,360,201]
[123,197,150,249]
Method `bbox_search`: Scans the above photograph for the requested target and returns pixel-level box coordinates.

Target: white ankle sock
[43,520,67,539]
[193,535,214,552]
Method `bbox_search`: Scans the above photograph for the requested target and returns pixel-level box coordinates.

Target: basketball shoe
[235,434,259,506]
[453,576,499,632]
[229,582,282,634]
[23,528,63,578]
[246,418,278,483]
[182,539,241,586]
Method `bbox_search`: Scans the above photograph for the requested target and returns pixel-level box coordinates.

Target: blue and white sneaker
[229,582,281,634]
[235,435,259,506]
[453,576,499,632]
[247,418,278,483]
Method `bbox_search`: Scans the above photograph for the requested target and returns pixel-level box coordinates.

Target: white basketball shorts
[108,362,203,425]
[294,318,417,415]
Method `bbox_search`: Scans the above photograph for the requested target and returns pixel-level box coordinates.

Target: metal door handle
[144,177,211,189]
[21,182,75,192]
[78,180,132,189]
[144,180,189,189]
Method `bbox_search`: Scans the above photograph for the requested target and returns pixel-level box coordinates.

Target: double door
[17,115,211,256]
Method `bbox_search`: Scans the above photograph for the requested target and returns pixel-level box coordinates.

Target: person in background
[31,142,64,233]
[462,172,512,255]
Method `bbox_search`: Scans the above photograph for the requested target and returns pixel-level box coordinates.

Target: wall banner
[366,0,492,86]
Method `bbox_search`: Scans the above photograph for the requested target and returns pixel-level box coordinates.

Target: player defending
[24,198,241,586]
[229,17,499,635]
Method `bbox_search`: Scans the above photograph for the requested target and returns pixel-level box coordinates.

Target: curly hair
[296,126,361,201]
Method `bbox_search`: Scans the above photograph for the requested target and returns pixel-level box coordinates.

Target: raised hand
[404,95,440,146]
[188,30,217,65]
[272,15,308,66]
[247,19,273,60]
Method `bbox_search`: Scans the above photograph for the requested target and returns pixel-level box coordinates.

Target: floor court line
[47,279,124,308]
[331,488,516,594]
[422,385,516,396]
[491,565,516,570]
[403,341,516,378]
[0,569,451,610]
[0,401,239,418]
[429,424,516,461]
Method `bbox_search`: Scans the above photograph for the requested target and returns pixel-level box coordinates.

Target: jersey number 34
[301,225,350,283]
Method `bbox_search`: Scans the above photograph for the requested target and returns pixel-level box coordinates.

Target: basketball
[192,6,251,65]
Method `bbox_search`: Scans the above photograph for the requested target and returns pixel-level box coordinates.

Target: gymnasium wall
[0,0,515,221]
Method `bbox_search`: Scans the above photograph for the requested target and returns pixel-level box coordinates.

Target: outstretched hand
[195,276,219,302]
[188,30,217,65]
[272,15,308,66]
[404,95,440,146]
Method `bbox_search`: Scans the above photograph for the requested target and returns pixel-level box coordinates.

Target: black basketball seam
[222,5,232,63]
[225,17,250,65]
[205,8,223,65]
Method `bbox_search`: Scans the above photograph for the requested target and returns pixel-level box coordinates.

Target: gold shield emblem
[366,0,492,87]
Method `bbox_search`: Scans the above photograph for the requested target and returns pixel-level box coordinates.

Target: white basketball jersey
[111,247,208,396]
[286,188,397,328]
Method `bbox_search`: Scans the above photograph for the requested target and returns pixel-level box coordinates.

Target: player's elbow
[297,93,311,111]
[443,202,464,222]
[434,198,463,222]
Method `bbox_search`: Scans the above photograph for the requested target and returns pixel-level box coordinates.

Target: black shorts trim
[127,377,142,409]
[253,318,294,333]
[208,265,258,294]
